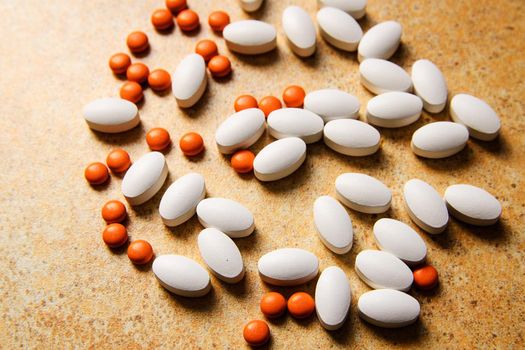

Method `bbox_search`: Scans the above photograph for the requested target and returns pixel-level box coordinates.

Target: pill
[126,31,149,54]
[355,250,413,291]
[357,21,402,62]
[282,85,306,108]
[287,292,315,318]
[450,94,501,141]
[413,265,439,290]
[403,178,448,234]
[127,240,154,265]
[323,119,381,156]
[366,91,422,128]
[335,173,391,213]
[234,95,258,112]
[315,266,351,330]
[253,137,307,181]
[358,289,420,328]
[151,8,174,30]
[317,7,362,52]
[318,0,367,19]
[159,172,206,227]
[109,53,131,75]
[208,55,232,78]
[152,254,211,297]
[444,184,502,226]
[373,218,427,265]
[179,132,204,156]
[411,59,448,113]
[360,58,412,94]
[101,199,127,224]
[84,162,109,185]
[223,20,277,55]
[176,9,200,31]
[126,62,149,83]
[106,149,131,173]
[195,39,219,62]
[313,196,353,254]
[146,127,171,151]
[258,96,282,117]
[411,121,469,158]
[198,228,245,283]
[282,6,316,57]
[196,198,255,238]
[231,150,255,174]
[165,0,187,14]
[102,223,128,248]
[260,292,286,318]
[208,10,230,32]
[258,248,319,286]
[82,97,140,133]
[120,82,143,104]
[243,320,270,346]
[172,54,207,108]
[148,69,171,91]
[239,0,264,12]
[267,108,324,144]
[121,152,168,205]
[304,89,360,123]
[215,108,266,154]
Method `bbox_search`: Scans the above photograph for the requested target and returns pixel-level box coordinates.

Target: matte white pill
[411,121,469,158]
[215,108,266,154]
[82,97,139,133]
[152,255,211,297]
[403,179,448,234]
[239,0,264,12]
[304,89,360,123]
[444,184,502,226]
[159,173,206,227]
[198,228,245,283]
[357,21,402,62]
[366,92,423,128]
[324,119,380,156]
[196,198,254,238]
[360,58,412,95]
[282,6,316,57]
[172,54,207,108]
[313,196,353,254]
[358,289,420,328]
[318,0,367,19]
[355,250,413,291]
[335,173,391,213]
[223,20,276,55]
[121,152,168,205]
[258,248,319,286]
[253,137,307,181]
[411,59,448,113]
[450,94,501,141]
[267,108,324,144]
[373,218,427,265]
[315,266,352,330]
[317,7,363,52]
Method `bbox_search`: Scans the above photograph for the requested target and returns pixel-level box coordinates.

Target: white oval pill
[358,289,420,328]
[403,178,448,234]
[198,228,245,283]
[355,250,413,291]
[411,121,469,159]
[82,97,139,133]
[159,173,206,227]
[282,6,316,57]
[366,92,422,128]
[239,0,263,12]
[317,7,363,52]
[121,152,168,205]
[313,196,353,254]
[411,59,448,113]
[253,137,307,181]
[315,266,352,330]
[267,108,324,144]
[360,58,412,95]
[444,184,502,226]
[215,108,266,154]
[357,21,402,62]
[258,248,319,286]
[223,20,276,55]
[152,255,211,297]
[196,198,254,238]
[450,94,501,141]
[373,218,427,265]
[335,173,391,213]
[324,119,380,156]
[304,89,360,123]
[318,0,367,19]
[172,54,207,108]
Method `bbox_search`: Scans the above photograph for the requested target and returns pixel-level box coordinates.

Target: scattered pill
[319,0,367,19]
[282,6,316,57]
[165,0,187,14]
[411,121,469,158]
[260,292,287,318]
[215,108,266,154]
[126,62,149,83]
[411,59,448,113]
[304,89,360,123]
[101,199,127,224]
[335,173,391,213]
[258,96,282,117]
[151,8,174,30]
[234,95,258,112]
[195,39,218,62]
[358,21,402,62]
[127,239,154,265]
[360,58,412,94]
[317,7,362,52]
[102,223,128,248]
[373,218,427,265]
[288,292,315,318]
[82,97,140,133]
[243,320,270,347]
[450,94,501,141]
[208,55,232,77]
[358,289,420,328]
[223,20,277,55]
[121,152,168,205]
[267,108,324,143]
[126,31,149,54]
[152,254,211,297]
[324,119,381,156]
[208,10,230,32]
[413,265,439,290]
[84,162,109,185]
[172,54,207,108]
[282,85,306,107]
[258,248,319,286]
[253,137,307,181]
[120,81,143,103]
[231,150,255,173]
[109,53,131,75]
[147,69,171,91]
[239,0,264,12]
[196,197,255,238]
[444,184,502,226]
[179,132,204,156]
[146,127,171,151]
[313,195,353,254]
[366,91,422,128]
[315,266,351,330]
[176,9,199,31]
[106,149,131,173]
[355,250,413,291]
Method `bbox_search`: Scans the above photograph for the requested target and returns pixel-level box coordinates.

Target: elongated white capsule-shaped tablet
[315,266,352,330]
[404,179,448,234]
[313,196,353,254]
[450,94,501,141]
[239,0,264,12]
[152,255,211,297]
[360,58,412,95]
[335,173,391,213]
[324,119,380,156]
[366,92,422,128]
[282,6,316,57]
[82,97,139,133]
[215,108,266,154]
[253,137,307,181]
[358,289,420,328]
[159,173,206,227]
[196,198,254,238]
[411,121,469,159]
[317,7,362,52]
[121,152,168,205]
[358,21,402,62]
[304,89,360,123]
[411,59,448,113]
[373,218,427,265]
[355,250,413,291]
[223,20,276,55]
[172,54,207,108]
[444,184,502,226]
[267,108,324,143]
[258,248,319,286]
[318,0,367,19]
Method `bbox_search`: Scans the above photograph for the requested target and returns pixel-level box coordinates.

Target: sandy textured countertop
[1,0,524,348]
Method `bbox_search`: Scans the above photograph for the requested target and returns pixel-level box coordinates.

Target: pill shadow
[179,25,201,37]
[327,316,354,345]
[220,272,249,298]
[165,285,218,312]
[133,256,153,272]
[322,144,386,170]
[155,26,175,35]
[426,227,456,250]
[211,71,234,84]
[230,48,282,67]
[242,1,268,20]
[90,122,145,146]
[129,173,173,217]
[131,47,151,59]
[151,86,172,97]
[257,156,312,193]
[107,240,129,255]
[234,229,261,252]
[357,15,377,32]
[456,220,510,244]
[470,135,509,156]
[166,215,202,242]
[297,50,321,69]
[363,318,427,344]
[89,177,111,192]
[177,87,211,119]
[412,282,442,298]
[416,145,474,171]
[390,43,412,69]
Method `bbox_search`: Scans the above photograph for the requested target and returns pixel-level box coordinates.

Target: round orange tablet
[413,265,439,290]
[84,162,109,185]
[260,292,286,318]
[176,9,199,32]
[208,11,230,32]
[101,199,127,224]
[146,127,171,151]
[287,292,315,319]
[231,150,255,174]
[106,149,131,173]
[126,31,149,54]
[151,8,174,30]
[208,55,232,78]
[120,82,143,104]
[195,39,218,62]
[179,132,204,156]
[282,85,306,108]
[126,62,149,84]
[102,223,128,248]
[243,320,270,346]
[109,53,131,75]
[127,240,154,265]
[234,95,258,112]
[259,96,282,117]
[165,0,187,14]
[148,69,171,91]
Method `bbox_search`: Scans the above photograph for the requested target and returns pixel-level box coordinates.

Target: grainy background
[0,0,524,348]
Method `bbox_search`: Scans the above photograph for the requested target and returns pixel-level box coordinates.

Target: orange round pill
[101,199,127,224]
[259,96,282,117]
[282,85,306,107]
[109,53,131,75]
[243,320,270,346]
[413,265,439,290]
[148,69,171,91]
[120,82,143,103]
[176,9,199,32]
[208,11,230,32]
[126,62,149,84]
[234,95,258,112]
[165,0,187,14]
[146,127,171,151]
[102,223,128,248]
[231,150,255,174]
[208,55,232,78]
[151,8,174,30]
[287,292,315,319]
[84,162,109,185]
[195,39,218,62]
[127,240,154,265]
[179,132,204,156]
[260,292,286,318]
[106,149,131,173]
[126,31,149,54]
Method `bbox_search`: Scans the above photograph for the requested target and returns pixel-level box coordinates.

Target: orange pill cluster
[194,39,233,78]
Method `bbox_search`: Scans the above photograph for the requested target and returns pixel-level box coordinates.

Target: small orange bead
[260,292,286,318]
[282,85,306,107]
[195,39,218,62]
[84,162,109,185]
[106,149,131,173]
[126,62,149,84]
[287,292,315,319]
[179,132,204,156]
[234,95,258,112]
[413,265,439,290]
[165,0,187,14]
[109,53,131,75]
[151,8,174,30]
[101,199,127,224]
[126,31,149,54]
[208,55,232,78]
[231,150,255,174]
[120,82,143,103]
[176,9,199,31]
[259,96,282,117]
[146,127,171,151]
[102,223,128,248]
[243,320,270,346]
[208,11,230,32]
[148,69,172,91]
[127,240,154,265]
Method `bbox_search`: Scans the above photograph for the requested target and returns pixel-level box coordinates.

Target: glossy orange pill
[127,240,154,265]
[151,8,174,30]
[208,55,232,78]
[413,265,439,290]
[148,69,171,91]
[84,162,109,185]
[259,96,282,117]
[165,0,187,14]
[109,53,131,75]
[102,223,128,248]
[287,292,315,319]
[101,199,127,224]
[243,320,270,346]
[106,149,131,173]
[195,39,218,62]
[179,132,204,156]
[208,11,230,32]
[283,85,306,108]
[126,62,149,83]
[231,150,255,173]
[120,82,143,103]
[176,9,199,31]
[126,31,149,53]
[234,95,258,112]
[146,127,171,151]
[260,292,286,318]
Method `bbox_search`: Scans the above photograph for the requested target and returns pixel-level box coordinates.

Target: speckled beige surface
[1,0,524,348]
